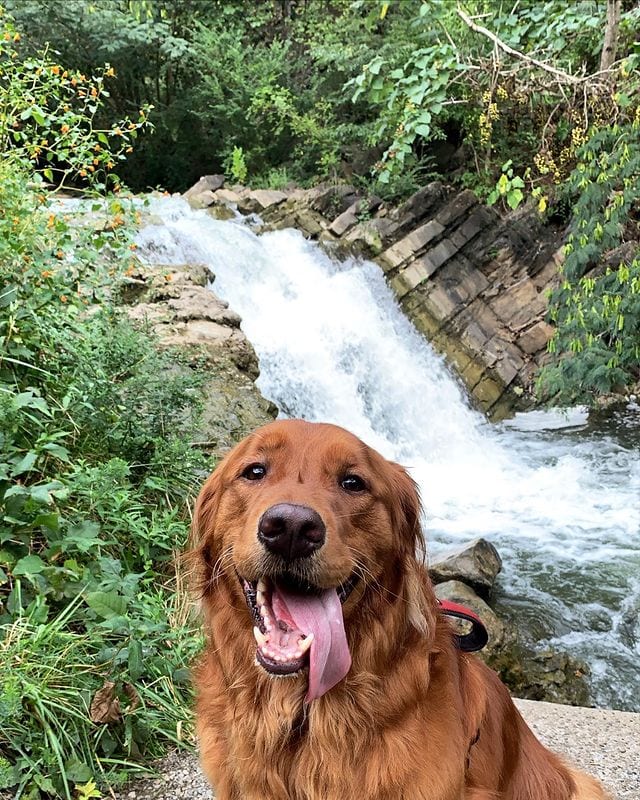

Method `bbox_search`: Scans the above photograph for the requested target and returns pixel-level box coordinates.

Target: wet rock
[187,190,217,209]
[207,204,236,221]
[429,538,502,596]
[183,174,225,200]
[494,646,591,707]
[293,208,326,238]
[342,219,387,257]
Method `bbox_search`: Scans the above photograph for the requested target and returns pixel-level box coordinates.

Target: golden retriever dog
[190,419,611,800]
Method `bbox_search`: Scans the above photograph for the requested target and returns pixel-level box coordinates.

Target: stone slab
[423,237,459,271]
[214,188,241,204]
[380,219,446,270]
[490,278,546,331]
[449,206,494,250]
[249,189,288,209]
[518,320,555,355]
[434,189,477,227]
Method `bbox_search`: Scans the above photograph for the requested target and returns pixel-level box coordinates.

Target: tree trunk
[599,0,622,72]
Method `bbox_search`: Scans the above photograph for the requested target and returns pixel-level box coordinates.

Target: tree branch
[456,5,614,86]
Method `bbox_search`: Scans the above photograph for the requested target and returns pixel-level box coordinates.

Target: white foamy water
[137,197,640,710]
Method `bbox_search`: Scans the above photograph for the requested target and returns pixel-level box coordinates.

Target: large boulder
[429,538,502,597]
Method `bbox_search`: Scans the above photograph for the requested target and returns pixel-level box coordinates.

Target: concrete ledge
[515,699,639,800]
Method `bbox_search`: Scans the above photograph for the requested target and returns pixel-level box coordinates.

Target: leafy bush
[539,118,640,402]
[0,10,207,797]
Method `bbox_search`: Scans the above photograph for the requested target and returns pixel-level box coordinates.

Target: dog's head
[191,419,425,701]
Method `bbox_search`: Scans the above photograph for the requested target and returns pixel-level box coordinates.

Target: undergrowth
[0,10,207,798]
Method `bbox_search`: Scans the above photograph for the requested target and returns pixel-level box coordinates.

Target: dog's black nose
[258,503,326,560]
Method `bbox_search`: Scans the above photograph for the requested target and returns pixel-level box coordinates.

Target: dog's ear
[387,462,424,559]
[191,467,223,550]
[186,466,224,596]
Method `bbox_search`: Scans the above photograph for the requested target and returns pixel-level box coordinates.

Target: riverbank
[111,700,640,800]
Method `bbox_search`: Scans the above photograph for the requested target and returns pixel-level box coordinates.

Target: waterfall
[137,196,640,710]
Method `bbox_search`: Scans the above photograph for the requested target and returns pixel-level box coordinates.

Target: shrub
[0,10,207,797]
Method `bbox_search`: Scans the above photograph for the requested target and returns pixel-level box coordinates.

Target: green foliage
[0,11,206,797]
[539,118,640,402]
[487,160,525,211]
[350,35,457,185]
[0,6,151,191]
[225,145,247,184]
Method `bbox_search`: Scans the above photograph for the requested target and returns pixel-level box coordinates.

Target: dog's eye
[340,474,367,493]
[241,463,267,481]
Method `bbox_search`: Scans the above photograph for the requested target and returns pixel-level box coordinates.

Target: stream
[137,197,640,711]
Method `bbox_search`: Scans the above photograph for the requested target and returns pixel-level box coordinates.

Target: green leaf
[63,521,102,552]
[41,443,71,462]
[86,591,128,619]
[13,554,46,576]
[507,188,524,209]
[128,639,143,680]
[34,511,60,531]
[11,452,37,477]
[29,484,56,504]
[64,757,93,783]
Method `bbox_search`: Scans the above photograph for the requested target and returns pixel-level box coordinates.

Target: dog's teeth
[253,626,269,647]
[298,634,314,654]
[257,577,267,595]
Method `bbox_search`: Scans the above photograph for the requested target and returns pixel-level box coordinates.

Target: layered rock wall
[186,178,565,418]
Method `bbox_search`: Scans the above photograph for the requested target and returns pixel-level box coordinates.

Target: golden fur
[190,419,611,800]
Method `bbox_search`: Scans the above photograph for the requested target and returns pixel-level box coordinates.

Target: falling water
[137,197,640,711]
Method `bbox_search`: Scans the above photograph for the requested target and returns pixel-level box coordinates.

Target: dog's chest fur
[200,647,468,800]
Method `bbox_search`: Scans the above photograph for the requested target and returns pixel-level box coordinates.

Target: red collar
[438,599,489,652]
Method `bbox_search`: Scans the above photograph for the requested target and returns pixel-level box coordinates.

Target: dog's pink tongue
[272,587,351,702]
